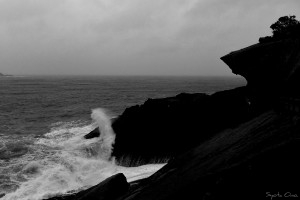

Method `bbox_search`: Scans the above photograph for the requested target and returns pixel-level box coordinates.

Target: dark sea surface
[0,76,245,200]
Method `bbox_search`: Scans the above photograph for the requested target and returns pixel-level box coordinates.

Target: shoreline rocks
[110,87,267,165]
[46,173,129,200]
[69,38,300,200]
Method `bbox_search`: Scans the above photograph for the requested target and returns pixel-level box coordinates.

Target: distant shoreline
[0,73,13,77]
[0,74,243,78]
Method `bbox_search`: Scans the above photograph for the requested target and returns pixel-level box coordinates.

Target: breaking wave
[1,108,165,200]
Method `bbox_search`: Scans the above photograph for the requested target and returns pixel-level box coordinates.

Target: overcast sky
[0,0,299,76]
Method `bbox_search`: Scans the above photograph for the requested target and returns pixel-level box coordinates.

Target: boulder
[84,128,101,139]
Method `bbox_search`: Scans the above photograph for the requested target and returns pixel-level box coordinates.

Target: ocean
[0,76,245,200]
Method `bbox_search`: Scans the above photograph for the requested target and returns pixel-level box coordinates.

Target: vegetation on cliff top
[259,15,300,43]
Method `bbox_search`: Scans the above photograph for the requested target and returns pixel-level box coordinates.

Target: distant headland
[0,73,13,77]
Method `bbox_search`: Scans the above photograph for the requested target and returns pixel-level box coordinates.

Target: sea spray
[90,108,115,160]
[1,108,165,200]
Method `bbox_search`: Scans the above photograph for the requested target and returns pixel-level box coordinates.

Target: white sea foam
[2,108,165,200]
[91,108,116,160]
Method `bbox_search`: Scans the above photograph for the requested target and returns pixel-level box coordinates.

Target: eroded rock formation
[76,38,300,200]
[221,38,300,98]
[111,88,266,165]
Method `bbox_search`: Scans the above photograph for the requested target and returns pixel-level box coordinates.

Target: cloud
[0,0,300,75]
[0,0,62,23]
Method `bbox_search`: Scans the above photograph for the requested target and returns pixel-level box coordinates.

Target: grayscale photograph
[0,0,300,199]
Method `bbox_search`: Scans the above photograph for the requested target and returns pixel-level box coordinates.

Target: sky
[0,0,299,76]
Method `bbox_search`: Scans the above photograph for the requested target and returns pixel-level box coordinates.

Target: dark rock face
[221,39,300,98]
[111,88,267,165]
[120,111,300,200]
[46,173,129,200]
[77,173,129,200]
[84,128,100,139]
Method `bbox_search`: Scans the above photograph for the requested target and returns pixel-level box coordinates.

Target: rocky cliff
[112,38,300,200]
[102,39,300,165]
[221,38,300,98]
[111,88,267,165]
[116,38,300,199]
[49,38,300,200]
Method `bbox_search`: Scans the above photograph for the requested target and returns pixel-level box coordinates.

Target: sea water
[0,76,245,200]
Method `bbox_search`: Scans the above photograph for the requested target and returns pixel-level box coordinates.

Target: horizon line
[2,74,241,78]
